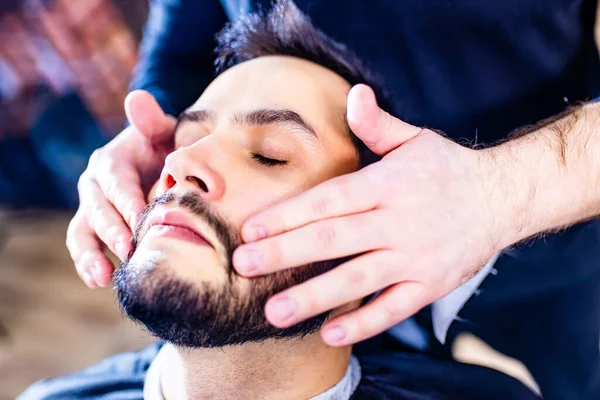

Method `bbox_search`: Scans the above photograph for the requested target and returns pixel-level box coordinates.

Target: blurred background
[0,1,155,398]
[0,0,549,399]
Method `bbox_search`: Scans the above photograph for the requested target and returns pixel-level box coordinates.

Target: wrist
[470,102,600,251]
[474,144,538,251]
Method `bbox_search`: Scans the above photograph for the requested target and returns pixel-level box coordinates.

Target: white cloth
[431,253,500,343]
[388,253,501,346]
[143,346,362,400]
[143,343,165,400]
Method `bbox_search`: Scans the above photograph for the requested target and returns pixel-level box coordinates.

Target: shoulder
[17,342,163,400]
[352,352,541,400]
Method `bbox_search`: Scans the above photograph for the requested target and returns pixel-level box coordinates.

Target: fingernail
[346,85,367,125]
[93,261,109,287]
[268,296,297,321]
[324,325,346,344]
[234,248,261,274]
[244,225,267,242]
[91,263,102,283]
[82,272,96,289]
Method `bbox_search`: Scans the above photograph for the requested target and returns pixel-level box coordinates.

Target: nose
[158,148,225,200]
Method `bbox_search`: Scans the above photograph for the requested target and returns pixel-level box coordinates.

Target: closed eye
[252,153,288,167]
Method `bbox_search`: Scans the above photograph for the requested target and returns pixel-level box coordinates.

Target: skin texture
[233,86,600,347]
[114,56,360,400]
[68,60,600,349]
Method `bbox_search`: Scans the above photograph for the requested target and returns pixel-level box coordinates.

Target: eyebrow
[233,109,318,139]
[176,109,214,129]
[177,107,318,141]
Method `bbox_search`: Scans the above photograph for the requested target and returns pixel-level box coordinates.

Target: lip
[143,210,214,248]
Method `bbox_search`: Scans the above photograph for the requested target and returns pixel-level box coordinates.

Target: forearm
[484,101,600,248]
[129,0,228,116]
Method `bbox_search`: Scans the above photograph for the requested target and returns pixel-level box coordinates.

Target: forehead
[189,56,353,142]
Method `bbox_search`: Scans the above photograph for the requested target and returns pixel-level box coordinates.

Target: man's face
[115,56,359,347]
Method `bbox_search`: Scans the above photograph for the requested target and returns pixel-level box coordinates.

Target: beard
[114,191,342,348]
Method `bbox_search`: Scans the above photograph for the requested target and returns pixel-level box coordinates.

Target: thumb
[347,84,423,156]
[124,90,177,144]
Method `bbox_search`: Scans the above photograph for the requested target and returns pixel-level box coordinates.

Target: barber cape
[19,341,540,400]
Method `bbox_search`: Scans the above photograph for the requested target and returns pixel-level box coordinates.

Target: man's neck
[159,335,352,400]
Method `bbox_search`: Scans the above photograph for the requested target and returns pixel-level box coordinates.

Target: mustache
[130,191,241,267]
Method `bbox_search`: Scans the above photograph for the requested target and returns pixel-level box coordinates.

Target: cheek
[221,178,302,226]
[316,156,358,182]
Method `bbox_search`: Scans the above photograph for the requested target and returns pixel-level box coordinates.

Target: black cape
[18,342,541,400]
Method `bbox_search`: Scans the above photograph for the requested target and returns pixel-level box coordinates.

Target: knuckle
[310,196,330,219]
[354,311,374,339]
[120,198,135,221]
[315,223,337,250]
[344,266,366,289]
[335,176,354,200]
[104,178,118,202]
[379,111,395,134]
[103,157,118,175]
[382,301,404,325]
[89,207,107,233]
[106,224,124,241]
[111,191,127,213]
[89,148,104,166]
[299,285,319,315]
[383,115,396,135]
[77,171,91,193]
[265,240,284,267]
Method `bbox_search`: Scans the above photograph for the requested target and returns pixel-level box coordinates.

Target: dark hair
[214,0,387,166]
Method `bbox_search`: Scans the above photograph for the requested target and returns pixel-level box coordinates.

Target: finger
[241,170,380,242]
[234,210,390,275]
[93,160,146,228]
[66,212,113,288]
[347,84,424,156]
[125,90,177,143]
[263,250,401,327]
[80,178,133,261]
[320,281,429,346]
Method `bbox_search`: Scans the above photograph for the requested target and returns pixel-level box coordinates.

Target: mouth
[143,210,215,249]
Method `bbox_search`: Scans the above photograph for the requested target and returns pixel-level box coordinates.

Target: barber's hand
[67,91,175,288]
[234,84,512,346]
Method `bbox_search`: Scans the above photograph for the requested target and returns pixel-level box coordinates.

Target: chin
[114,263,330,349]
[129,245,230,286]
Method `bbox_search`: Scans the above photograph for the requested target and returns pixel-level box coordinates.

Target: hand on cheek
[235,84,505,346]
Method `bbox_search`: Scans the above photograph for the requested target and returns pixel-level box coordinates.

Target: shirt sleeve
[129,0,228,117]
